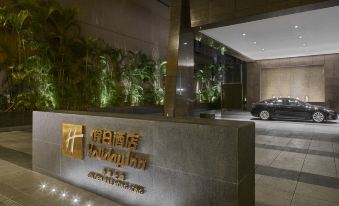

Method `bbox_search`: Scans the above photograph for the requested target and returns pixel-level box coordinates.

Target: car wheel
[312,111,325,123]
[259,110,270,120]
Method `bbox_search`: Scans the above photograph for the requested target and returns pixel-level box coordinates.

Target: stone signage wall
[33,111,255,206]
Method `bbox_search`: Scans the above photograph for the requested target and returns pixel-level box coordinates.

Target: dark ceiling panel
[158,0,170,7]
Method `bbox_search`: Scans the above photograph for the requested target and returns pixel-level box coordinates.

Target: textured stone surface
[57,0,170,58]
[260,66,325,102]
[32,111,255,206]
[247,54,339,111]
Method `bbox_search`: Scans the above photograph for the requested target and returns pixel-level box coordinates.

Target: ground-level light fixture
[85,201,93,206]
[40,183,47,190]
[60,191,68,199]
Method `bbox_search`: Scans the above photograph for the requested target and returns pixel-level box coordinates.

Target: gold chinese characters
[91,129,140,150]
[87,129,147,170]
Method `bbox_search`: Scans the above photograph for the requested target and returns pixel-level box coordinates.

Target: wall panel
[190,0,331,27]
[57,0,170,58]
[247,54,339,111]
[260,66,325,102]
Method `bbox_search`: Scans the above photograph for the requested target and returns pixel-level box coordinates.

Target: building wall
[190,0,332,28]
[247,54,339,111]
[57,0,170,59]
[260,66,325,102]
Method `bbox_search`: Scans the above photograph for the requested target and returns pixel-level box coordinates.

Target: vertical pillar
[175,32,195,116]
[164,0,194,117]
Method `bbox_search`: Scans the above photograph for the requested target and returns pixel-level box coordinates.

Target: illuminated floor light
[85,201,93,206]
[59,191,68,200]
[39,182,48,190]
[71,196,81,205]
[50,188,57,194]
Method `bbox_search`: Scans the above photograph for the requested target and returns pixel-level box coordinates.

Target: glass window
[261,99,274,104]
[286,99,299,106]
[274,99,283,105]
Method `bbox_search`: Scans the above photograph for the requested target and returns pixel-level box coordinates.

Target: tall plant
[0,0,168,111]
[194,64,221,103]
[153,59,167,105]
[122,51,154,106]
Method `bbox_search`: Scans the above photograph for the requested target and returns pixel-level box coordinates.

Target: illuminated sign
[61,124,146,194]
[87,129,147,170]
[62,124,84,160]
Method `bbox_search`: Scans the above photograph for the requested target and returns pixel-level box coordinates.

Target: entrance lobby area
[219,112,339,206]
[1,113,338,206]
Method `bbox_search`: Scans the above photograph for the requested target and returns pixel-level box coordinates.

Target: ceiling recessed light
[253,41,257,44]
[183,42,188,45]
[302,43,307,47]
[261,48,265,51]
[294,25,299,29]
[298,35,303,39]
[242,33,246,36]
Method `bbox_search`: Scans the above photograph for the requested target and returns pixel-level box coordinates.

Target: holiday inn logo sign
[62,124,84,160]
[61,123,146,194]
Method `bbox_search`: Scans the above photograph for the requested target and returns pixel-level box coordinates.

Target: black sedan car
[251,98,338,123]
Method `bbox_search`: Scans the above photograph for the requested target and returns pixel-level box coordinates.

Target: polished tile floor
[0,113,339,206]
[219,111,339,206]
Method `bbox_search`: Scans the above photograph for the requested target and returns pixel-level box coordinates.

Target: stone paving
[219,111,339,206]
[0,129,121,206]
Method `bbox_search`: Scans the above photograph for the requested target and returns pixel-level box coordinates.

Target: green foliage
[122,51,154,106]
[153,59,167,105]
[0,0,167,111]
[194,64,221,103]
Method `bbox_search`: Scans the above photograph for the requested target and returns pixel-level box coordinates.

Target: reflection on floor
[0,129,121,206]
[219,111,339,206]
